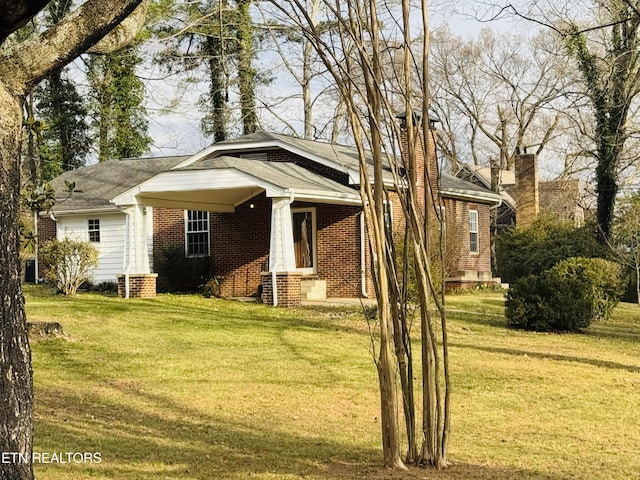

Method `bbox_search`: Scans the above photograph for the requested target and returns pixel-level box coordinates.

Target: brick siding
[261,271,302,307]
[117,273,158,298]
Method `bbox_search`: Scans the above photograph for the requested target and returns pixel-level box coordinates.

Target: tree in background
[86,40,151,162]
[258,0,346,140]
[35,70,91,179]
[494,0,640,240]
[0,2,146,478]
[429,27,568,172]
[613,192,640,306]
[153,0,259,142]
[12,1,91,185]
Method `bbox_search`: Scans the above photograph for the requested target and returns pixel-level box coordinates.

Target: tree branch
[0,0,143,95]
[0,0,52,44]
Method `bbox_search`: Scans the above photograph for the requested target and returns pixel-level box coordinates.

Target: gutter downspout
[33,210,39,284]
[122,209,131,299]
[359,211,368,297]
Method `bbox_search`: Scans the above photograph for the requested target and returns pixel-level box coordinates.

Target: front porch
[113,157,368,306]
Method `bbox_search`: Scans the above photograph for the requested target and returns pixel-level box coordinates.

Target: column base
[261,271,302,307]
[117,273,158,298]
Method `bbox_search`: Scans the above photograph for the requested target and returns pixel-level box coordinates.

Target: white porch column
[118,203,156,299]
[263,196,301,307]
[268,196,297,272]
[124,204,151,274]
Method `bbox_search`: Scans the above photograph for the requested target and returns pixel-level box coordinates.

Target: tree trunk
[204,34,228,143]
[636,262,640,307]
[0,85,34,480]
[236,0,257,135]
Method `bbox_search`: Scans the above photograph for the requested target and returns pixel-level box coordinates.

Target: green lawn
[24,285,640,479]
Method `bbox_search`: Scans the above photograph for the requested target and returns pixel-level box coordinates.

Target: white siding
[56,213,127,284]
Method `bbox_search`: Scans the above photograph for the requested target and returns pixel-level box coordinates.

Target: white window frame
[88,218,100,243]
[438,205,446,243]
[184,210,210,257]
[291,207,317,274]
[469,209,479,254]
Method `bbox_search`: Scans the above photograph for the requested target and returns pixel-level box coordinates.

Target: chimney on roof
[514,153,539,228]
[396,111,439,215]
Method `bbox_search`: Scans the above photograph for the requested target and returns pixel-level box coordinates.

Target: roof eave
[440,188,503,205]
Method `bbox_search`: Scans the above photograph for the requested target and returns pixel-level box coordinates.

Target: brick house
[40,128,502,305]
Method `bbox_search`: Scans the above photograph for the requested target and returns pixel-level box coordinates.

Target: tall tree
[86,41,151,162]
[13,0,91,184]
[430,27,567,172]
[35,69,91,179]
[153,0,259,141]
[0,2,145,478]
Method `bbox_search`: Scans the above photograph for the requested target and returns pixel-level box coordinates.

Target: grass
[24,285,640,479]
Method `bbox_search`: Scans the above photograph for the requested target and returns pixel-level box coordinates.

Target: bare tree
[0,2,145,478]
[429,27,568,172]
[266,0,451,469]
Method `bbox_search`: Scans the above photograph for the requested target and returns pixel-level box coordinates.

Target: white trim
[441,188,503,205]
[469,209,479,254]
[184,210,210,258]
[287,189,361,206]
[291,207,317,275]
[112,169,286,207]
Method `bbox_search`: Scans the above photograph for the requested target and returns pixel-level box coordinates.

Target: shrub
[40,238,98,296]
[155,245,212,293]
[551,257,624,321]
[496,216,604,283]
[505,257,624,332]
[505,271,594,332]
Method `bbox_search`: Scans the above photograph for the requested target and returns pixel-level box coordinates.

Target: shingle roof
[214,131,394,180]
[49,156,189,213]
[440,172,503,204]
[180,156,359,197]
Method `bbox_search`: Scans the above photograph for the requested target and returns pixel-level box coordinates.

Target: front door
[292,209,316,274]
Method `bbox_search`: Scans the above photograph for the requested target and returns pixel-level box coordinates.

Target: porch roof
[113,156,362,211]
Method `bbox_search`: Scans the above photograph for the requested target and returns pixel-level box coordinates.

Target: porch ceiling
[135,187,258,212]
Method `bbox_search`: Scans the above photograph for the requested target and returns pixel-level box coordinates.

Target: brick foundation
[117,273,158,298]
[261,272,302,307]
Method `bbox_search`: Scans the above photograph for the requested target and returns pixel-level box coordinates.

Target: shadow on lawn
[451,342,640,373]
[34,384,572,480]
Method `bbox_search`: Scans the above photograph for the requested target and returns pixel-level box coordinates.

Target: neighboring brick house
[40,128,502,305]
[455,154,585,229]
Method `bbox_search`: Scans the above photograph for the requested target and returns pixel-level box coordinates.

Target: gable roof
[174,131,396,185]
[454,164,515,209]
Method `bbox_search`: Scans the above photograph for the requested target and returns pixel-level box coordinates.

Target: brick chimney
[514,153,539,228]
[396,111,439,214]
